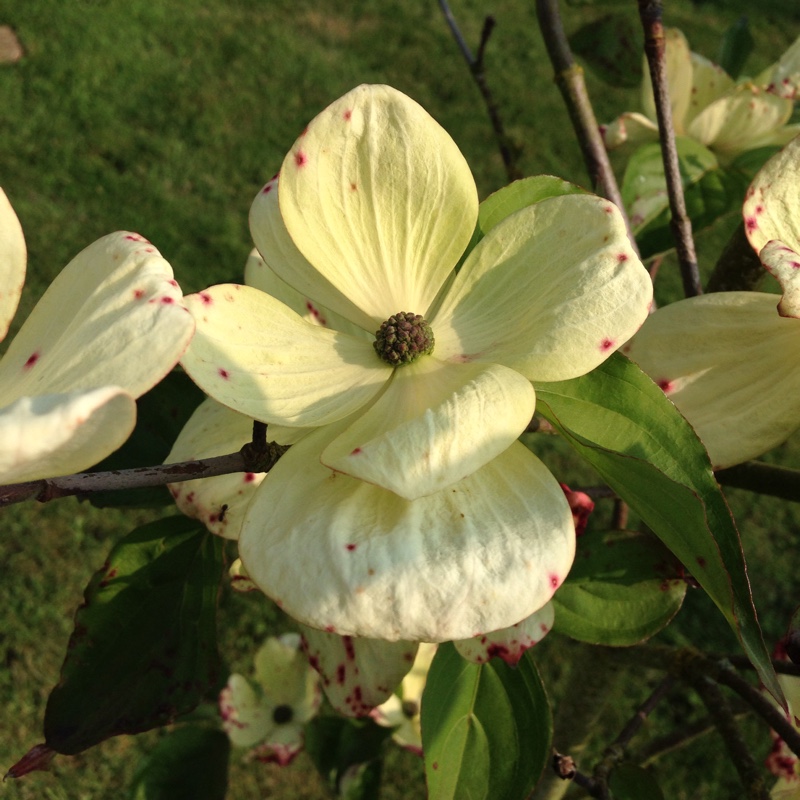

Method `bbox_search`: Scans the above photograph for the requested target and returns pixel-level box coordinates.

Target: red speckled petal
[431,194,652,382]
[453,603,555,666]
[322,358,535,499]
[0,232,194,408]
[239,423,575,642]
[278,85,478,322]
[626,291,800,468]
[300,625,417,717]
[744,135,800,255]
[0,188,25,342]
[181,284,388,427]
[0,387,135,484]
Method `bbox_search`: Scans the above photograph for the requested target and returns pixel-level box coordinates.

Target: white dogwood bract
[0,192,194,484]
[219,633,320,765]
[181,84,652,641]
[626,135,800,469]
[603,29,800,160]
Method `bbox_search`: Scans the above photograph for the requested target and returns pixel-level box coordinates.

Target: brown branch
[438,0,522,181]
[0,439,289,508]
[716,461,800,503]
[637,0,701,297]
[535,0,639,255]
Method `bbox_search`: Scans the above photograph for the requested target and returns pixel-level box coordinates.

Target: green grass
[1,0,799,797]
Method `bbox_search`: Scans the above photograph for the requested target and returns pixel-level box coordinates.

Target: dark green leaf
[609,763,665,800]
[130,726,230,800]
[422,644,551,800]
[717,17,754,80]
[44,516,225,754]
[536,353,781,702]
[305,715,391,799]
[553,531,687,645]
[89,369,205,508]
[569,14,643,87]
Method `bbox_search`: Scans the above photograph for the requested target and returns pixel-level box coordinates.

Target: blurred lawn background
[1,0,799,797]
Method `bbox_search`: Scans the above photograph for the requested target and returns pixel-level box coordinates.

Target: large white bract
[626,134,800,469]
[181,84,652,641]
[0,189,194,484]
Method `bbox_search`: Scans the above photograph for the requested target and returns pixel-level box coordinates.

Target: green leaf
[304,715,391,799]
[422,644,551,800]
[569,14,643,87]
[609,763,665,800]
[717,17,754,80]
[89,369,205,508]
[553,531,687,646]
[130,726,230,800]
[536,353,781,702]
[44,516,225,754]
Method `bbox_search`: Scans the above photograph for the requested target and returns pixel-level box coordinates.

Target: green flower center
[272,704,294,724]
[373,311,435,366]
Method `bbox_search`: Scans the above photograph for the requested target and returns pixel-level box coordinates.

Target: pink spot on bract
[125,233,147,242]
[755,205,764,215]
[343,636,356,660]
[218,368,230,380]
[336,664,346,684]
[696,557,707,568]
[657,378,674,394]
[262,183,273,194]
[304,300,327,326]
[244,472,256,483]
[540,623,549,633]
[199,292,212,305]
[294,150,307,167]
[343,109,352,121]
[350,182,357,191]
[600,338,615,351]
[346,543,357,552]
[133,288,145,300]
[144,247,155,253]
[350,447,362,456]
[604,205,614,214]
[745,216,758,232]
[792,261,800,270]
[160,296,175,304]
[23,352,39,369]
[186,492,196,503]
[168,279,178,287]
[549,574,560,589]
[324,625,336,633]
[617,253,628,262]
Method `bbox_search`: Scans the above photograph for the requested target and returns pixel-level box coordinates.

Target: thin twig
[637,0,701,297]
[0,439,289,508]
[535,0,639,254]
[438,0,522,181]
[690,676,769,799]
[716,461,800,504]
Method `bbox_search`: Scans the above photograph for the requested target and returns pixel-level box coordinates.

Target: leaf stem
[716,461,800,503]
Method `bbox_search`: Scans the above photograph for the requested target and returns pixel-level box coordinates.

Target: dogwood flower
[219,633,321,766]
[603,29,800,161]
[0,189,194,484]
[181,84,652,641]
[625,134,800,469]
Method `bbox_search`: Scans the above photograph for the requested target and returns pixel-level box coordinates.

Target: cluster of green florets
[373,311,435,366]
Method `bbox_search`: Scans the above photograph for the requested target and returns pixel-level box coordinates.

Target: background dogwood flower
[603,29,800,161]
[219,633,321,766]
[181,84,652,641]
[0,189,194,484]
[625,134,800,469]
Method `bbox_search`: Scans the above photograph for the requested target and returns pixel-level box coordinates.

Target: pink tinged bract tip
[657,378,674,394]
[294,150,308,167]
[549,573,560,589]
[199,292,212,305]
[23,352,40,369]
[125,233,149,242]
[218,368,230,380]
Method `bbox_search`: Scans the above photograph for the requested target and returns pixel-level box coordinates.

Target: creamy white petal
[278,84,478,321]
[0,188,26,342]
[761,240,800,318]
[166,398,266,540]
[601,112,659,149]
[219,674,274,749]
[181,284,389,426]
[683,53,734,130]
[625,291,800,468]
[0,387,135,484]
[300,626,417,717]
[453,602,555,665]
[744,134,800,254]
[239,425,575,642]
[249,176,377,332]
[322,358,535,499]
[0,232,194,407]
[432,194,652,381]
